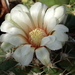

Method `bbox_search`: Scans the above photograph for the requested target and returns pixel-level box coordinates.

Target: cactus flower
[0,2,69,67]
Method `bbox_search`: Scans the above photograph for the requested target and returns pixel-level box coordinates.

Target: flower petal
[61,14,68,24]
[38,3,48,28]
[5,13,11,21]
[12,4,29,13]
[58,14,65,23]
[43,5,59,27]
[36,47,51,66]
[46,40,62,50]
[13,46,22,62]
[8,35,27,46]
[20,45,34,66]
[0,34,11,42]
[17,4,29,13]
[1,21,26,37]
[41,35,55,46]
[10,9,33,33]
[5,13,23,29]
[0,34,27,46]
[30,2,47,28]
[54,6,66,19]
[41,37,50,46]
[44,7,55,27]
[53,31,68,42]
[1,42,14,51]
[1,20,13,32]
[53,24,69,32]
[47,17,58,33]
[7,27,25,36]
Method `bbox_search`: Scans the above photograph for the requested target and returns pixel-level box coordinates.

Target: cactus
[0,0,75,75]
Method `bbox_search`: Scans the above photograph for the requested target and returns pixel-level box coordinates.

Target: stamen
[29,28,46,47]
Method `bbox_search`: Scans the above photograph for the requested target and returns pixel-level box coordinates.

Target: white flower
[0,2,69,67]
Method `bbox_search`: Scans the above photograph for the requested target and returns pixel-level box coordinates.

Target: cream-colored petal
[46,40,62,50]
[53,24,69,32]
[38,3,48,28]
[10,10,33,33]
[58,14,66,23]
[61,14,68,24]
[5,13,11,21]
[20,45,34,66]
[41,37,50,46]
[47,17,57,33]
[36,47,51,66]
[1,20,13,32]
[30,2,43,28]
[8,35,27,46]
[53,31,68,42]
[7,27,25,36]
[0,34,11,42]
[11,6,23,12]
[44,7,55,19]
[54,6,65,19]
[1,21,26,37]
[41,35,55,46]
[44,7,55,28]
[11,4,29,13]
[13,46,22,62]
[0,34,27,46]
[1,42,14,51]
[5,11,26,30]
[5,13,23,29]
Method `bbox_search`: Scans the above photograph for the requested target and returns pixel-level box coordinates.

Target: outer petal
[53,31,68,42]
[44,7,55,27]
[47,17,58,33]
[30,2,48,28]
[36,47,51,66]
[0,34,27,46]
[1,21,26,37]
[12,4,29,13]
[1,42,14,51]
[43,5,59,26]
[54,6,66,19]
[13,46,22,62]
[0,34,11,42]
[41,37,50,46]
[5,13,11,21]
[4,14,27,38]
[8,35,27,46]
[5,13,23,29]
[46,40,62,50]
[30,2,43,28]
[53,24,69,32]
[1,20,13,32]
[20,45,34,66]
[38,3,48,28]
[58,14,65,23]
[54,6,66,23]
[7,27,25,36]
[10,9,33,33]
[41,35,55,46]
[61,14,68,24]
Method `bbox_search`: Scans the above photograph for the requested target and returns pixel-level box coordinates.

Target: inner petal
[29,28,47,48]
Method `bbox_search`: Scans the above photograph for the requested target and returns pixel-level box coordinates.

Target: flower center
[29,28,46,47]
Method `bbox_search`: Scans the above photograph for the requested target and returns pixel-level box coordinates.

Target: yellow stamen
[29,28,46,47]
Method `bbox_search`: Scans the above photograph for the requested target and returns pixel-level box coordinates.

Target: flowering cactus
[0,2,69,68]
